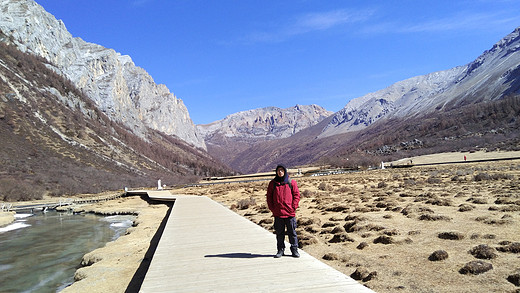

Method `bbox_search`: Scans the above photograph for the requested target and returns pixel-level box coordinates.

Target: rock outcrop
[320,26,520,138]
[0,0,205,149]
[198,104,332,141]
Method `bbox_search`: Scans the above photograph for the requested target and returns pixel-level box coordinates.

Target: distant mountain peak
[319,26,520,139]
[198,104,333,140]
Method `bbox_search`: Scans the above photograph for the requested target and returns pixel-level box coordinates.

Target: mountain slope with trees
[217,27,520,173]
[0,40,231,201]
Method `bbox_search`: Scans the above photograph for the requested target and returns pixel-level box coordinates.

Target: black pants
[274,217,298,250]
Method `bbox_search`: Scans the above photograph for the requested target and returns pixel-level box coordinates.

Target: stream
[0,210,135,292]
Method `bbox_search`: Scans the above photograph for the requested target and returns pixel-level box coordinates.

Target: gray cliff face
[198,104,333,140]
[0,0,206,149]
[321,26,520,138]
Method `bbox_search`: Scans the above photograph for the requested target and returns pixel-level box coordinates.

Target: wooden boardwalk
[140,194,374,292]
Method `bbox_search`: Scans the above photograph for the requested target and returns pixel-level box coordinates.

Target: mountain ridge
[0,0,205,149]
[320,27,520,139]
[198,104,332,141]
[207,26,520,173]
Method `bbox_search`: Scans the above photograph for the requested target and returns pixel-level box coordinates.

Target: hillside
[320,26,520,138]
[219,27,520,173]
[0,40,231,201]
[198,104,332,169]
[0,0,205,149]
[226,89,520,174]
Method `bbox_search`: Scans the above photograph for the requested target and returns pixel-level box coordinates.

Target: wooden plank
[140,196,374,292]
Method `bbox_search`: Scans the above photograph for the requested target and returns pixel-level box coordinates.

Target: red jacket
[266,179,300,218]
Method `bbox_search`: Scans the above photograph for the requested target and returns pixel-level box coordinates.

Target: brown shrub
[459,260,493,275]
[322,222,337,228]
[304,225,320,233]
[474,172,514,181]
[351,267,378,282]
[474,173,492,181]
[373,235,394,244]
[377,181,388,188]
[301,189,314,197]
[468,197,488,204]
[298,233,318,247]
[336,186,351,193]
[322,253,339,260]
[357,242,369,250]
[426,177,442,184]
[401,205,434,216]
[403,179,416,186]
[325,204,350,212]
[426,197,453,206]
[318,182,330,191]
[428,250,449,261]
[258,218,273,225]
[329,233,355,243]
[507,273,520,286]
[497,242,520,253]
[0,178,44,201]
[419,214,451,221]
[298,217,321,226]
[236,197,256,210]
[331,226,346,234]
[383,229,399,236]
[438,231,465,240]
[483,218,512,225]
[458,204,475,212]
[469,244,497,259]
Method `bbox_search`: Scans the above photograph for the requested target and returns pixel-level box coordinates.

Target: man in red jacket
[266,164,301,258]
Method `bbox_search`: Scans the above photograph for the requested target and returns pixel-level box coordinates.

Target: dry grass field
[183,158,520,293]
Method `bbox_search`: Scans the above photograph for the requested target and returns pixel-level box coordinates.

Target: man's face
[276,167,285,177]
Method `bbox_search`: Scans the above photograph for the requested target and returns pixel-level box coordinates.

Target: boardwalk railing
[8,193,124,212]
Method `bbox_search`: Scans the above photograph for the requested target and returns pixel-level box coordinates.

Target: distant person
[266,164,301,258]
[464,155,467,161]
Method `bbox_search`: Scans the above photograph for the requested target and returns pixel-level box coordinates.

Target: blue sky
[36,0,520,125]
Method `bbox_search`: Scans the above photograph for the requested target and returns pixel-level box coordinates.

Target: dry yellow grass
[183,158,520,293]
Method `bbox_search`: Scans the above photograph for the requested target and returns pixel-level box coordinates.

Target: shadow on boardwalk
[205,252,273,259]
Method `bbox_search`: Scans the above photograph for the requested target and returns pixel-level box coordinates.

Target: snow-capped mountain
[320,26,520,138]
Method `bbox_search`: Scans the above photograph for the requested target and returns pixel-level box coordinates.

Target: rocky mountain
[320,26,520,138]
[0,0,205,149]
[196,105,332,170]
[0,40,231,200]
[198,104,332,141]
[218,27,520,173]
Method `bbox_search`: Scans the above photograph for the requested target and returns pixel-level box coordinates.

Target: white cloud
[244,9,375,43]
[363,10,520,35]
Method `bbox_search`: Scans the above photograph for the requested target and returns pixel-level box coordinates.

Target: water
[0,210,135,292]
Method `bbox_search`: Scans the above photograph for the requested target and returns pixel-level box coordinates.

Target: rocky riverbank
[0,211,15,227]
[0,192,170,292]
[59,195,170,292]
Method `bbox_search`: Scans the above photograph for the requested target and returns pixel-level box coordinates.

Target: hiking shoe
[274,249,284,258]
[291,247,300,258]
